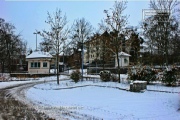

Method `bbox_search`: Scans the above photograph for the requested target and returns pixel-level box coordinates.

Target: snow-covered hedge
[128,65,157,84]
[128,65,180,86]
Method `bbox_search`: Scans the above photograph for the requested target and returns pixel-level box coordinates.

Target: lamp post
[78,43,84,82]
[82,42,84,81]
[33,32,40,51]
[74,34,84,82]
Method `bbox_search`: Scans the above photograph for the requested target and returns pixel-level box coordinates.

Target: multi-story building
[84,31,117,67]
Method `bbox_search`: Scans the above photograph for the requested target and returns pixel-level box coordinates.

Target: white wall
[115,56,130,67]
[27,58,51,74]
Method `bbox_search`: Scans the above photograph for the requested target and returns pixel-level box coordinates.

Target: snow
[133,80,147,83]
[118,52,131,57]
[26,51,52,59]
[1,72,180,120]
[25,76,180,120]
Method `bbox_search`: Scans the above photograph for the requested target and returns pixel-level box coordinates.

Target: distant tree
[0,18,26,73]
[126,28,144,64]
[171,32,180,63]
[142,0,180,65]
[71,18,93,48]
[39,38,53,52]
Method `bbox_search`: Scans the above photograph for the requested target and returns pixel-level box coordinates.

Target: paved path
[0,81,55,120]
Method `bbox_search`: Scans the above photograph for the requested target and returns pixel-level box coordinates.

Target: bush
[128,65,157,84]
[70,70,81,83]
[140,68,157,84]
[162,67,177,86]
[99,70,111,82]
[111,74,119,82]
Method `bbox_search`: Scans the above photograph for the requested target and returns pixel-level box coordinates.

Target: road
[0,81,55,120]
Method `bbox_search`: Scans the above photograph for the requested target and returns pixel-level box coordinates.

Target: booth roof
[26,51,52,59]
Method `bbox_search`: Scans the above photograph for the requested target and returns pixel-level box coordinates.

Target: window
[124,58,128,63]
[43,62,47,67]
[30,62,40,68]
[35,62,37,67]
[31,62,34,67]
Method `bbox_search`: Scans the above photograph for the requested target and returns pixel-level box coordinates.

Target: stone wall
[130,81,147,92]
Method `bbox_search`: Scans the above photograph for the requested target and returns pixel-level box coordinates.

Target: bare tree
[38,9,69,85]
[71,18,93,81]
[39,38,53,52]
[142,0,180,65]
[100,1,129,83]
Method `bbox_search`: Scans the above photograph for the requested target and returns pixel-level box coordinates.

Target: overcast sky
[0,0,150,51]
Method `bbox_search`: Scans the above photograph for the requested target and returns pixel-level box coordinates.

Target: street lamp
[74,34,84,82]
[78,43,84,82]
[33,32,40,51]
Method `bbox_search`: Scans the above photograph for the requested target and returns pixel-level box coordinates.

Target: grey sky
[0,0,150,50]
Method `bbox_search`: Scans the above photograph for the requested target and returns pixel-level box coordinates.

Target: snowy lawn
[26,79,180,120]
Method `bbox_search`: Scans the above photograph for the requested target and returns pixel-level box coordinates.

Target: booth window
[43,62,47,67]
[31,62,40,68]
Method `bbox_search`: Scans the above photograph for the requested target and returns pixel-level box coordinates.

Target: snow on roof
[26,51,52,59]
[118,52,131,57]
[59,62,64,65]
[133,80,147,83]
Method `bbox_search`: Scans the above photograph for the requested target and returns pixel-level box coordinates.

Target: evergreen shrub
[99,70,111,82]
[70,70,81,83]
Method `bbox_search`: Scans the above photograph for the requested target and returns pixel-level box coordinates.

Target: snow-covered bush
[70,70,81,83]
[142,68,157,84]
[162,67,177,86]
[128,65,157,84]
[99,70,111,82]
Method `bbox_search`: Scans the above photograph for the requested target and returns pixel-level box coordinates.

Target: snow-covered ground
[1,73,180,120]
[25,77,180,120]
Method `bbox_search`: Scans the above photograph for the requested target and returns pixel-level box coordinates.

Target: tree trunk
[56,53,59,85]
[116,53,121,83]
